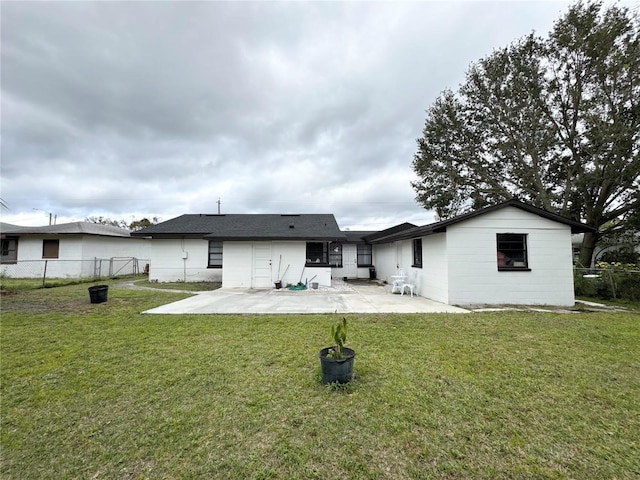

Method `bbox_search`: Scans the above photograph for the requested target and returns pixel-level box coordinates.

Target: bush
[599,246,639,265]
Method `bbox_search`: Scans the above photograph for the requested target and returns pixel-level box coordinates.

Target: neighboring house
[131,214,346,287]
[370,199,596,306]
[0,222,150,279]
[571,232,640,265]
[133,199,594,306]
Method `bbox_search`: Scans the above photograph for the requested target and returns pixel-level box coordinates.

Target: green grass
[1,282,639,479]
[576,296,640,311]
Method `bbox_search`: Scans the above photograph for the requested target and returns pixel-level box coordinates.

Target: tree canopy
[411,1,639,266]
[85,216,159,231]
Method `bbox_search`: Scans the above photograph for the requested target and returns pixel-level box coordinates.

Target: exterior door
[343,244,358,279]
[252,243,272,288]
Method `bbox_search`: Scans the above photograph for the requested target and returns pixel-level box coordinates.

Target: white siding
[420,233,449,303]
[372,242,399,284]
[446,206,575,306]
[149,239,220,283]
[271,242,307,286]
[148,239,327,288]
[221,242,253,287]
[80,236,150,261]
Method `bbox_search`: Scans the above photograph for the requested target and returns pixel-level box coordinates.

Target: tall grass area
[1,282,639,479]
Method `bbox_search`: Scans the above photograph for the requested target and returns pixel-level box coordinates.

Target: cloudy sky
[2,0,592,230]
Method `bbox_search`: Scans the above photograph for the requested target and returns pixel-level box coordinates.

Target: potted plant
[318,317,355,384]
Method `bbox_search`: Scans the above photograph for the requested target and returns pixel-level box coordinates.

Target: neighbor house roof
[132,214,346,241]
[0,222,132,237]
[369,199,596,244]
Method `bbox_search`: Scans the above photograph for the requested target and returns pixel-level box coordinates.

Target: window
[208,241,223,268]
[1,237,18,263]
[412,239,422,268]
[42,239,59,259]
[357,244,372,266]
[329,242,342,267]
[306,242,328,265]
[496,234,529,270]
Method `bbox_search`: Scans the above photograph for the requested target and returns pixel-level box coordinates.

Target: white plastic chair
[401,273,416,297]
[391,269,405,294]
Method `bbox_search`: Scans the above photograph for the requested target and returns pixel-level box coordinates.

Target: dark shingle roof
[132,214,346,241]
[369,199,596,243]
[342,231,376,243]
[362,222,417,242]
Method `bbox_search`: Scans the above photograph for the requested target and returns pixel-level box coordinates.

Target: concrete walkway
[143,280,468,314]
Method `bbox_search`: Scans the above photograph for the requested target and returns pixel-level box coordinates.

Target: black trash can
[88,285,109,304]
[369,266,376,280]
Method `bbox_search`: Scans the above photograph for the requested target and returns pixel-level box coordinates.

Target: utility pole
[33,208,56,225]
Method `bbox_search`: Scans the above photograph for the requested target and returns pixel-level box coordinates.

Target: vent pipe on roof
[289,223,294,228]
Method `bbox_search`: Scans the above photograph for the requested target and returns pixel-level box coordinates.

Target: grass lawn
[1,280,639,479]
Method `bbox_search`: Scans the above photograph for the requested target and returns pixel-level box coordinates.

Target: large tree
[412,2,639,266]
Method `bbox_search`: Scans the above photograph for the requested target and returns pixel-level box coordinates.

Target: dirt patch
[1,290,128,315]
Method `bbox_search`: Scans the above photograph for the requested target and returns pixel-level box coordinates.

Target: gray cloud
[2,0,581,229]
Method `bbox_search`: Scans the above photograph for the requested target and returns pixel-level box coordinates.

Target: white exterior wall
[149,239,220,283]
[221,242,253,287]
[371,242,398,284]
[149,239,330,288]
[222,241,331,288]
[446,207,576,306]
[420,233,449,303]
[373,241,415,283]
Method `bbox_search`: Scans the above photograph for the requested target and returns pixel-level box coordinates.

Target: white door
[343,244,358,279]
[252,243,272,288]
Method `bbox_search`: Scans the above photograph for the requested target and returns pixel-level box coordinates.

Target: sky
[1,0,590,231]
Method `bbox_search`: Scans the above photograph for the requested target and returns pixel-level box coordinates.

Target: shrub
[575,263,640,301]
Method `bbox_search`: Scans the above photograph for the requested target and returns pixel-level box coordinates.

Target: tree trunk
[579,231,599,267]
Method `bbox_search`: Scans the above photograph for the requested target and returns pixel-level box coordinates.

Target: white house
[0,222,151,279]
[131,214,346,287]
[370,200,596,306]
[133,200,594,306]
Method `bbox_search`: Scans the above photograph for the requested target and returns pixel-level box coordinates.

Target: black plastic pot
[88,285,109,304]
[319,347,355,384]
[274,281,282,289]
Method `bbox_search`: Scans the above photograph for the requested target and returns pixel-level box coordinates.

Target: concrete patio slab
[143,280,468,314]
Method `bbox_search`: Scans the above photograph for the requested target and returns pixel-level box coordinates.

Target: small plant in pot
[318,317,355,384]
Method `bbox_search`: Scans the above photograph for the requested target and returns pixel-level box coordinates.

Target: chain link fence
[574,266,640,301]
[1,257,150,285]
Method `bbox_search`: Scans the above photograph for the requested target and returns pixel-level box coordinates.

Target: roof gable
[369,199,596,243]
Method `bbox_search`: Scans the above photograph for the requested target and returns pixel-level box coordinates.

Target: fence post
[42,260,48,287]
[608,269,617,299]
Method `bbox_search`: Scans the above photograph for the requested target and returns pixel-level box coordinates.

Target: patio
[143,279,468,314]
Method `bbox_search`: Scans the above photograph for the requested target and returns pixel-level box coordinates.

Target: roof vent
[289,223,295,228]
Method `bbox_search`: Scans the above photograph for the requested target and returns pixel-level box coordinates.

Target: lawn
[1,280,639,479]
